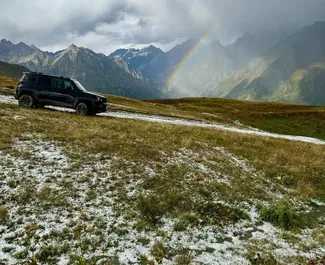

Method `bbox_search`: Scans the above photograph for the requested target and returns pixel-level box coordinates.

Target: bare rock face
[0,41,162,99]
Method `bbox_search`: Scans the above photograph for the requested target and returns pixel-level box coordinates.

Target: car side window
[28,74,39,84]
[63,80,73,90]
[51,78,73,91]
[38,76,51,87]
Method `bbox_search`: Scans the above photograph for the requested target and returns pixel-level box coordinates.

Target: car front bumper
[94,102,107,113]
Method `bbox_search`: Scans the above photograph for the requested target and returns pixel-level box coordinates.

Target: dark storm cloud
[0,0,325,53]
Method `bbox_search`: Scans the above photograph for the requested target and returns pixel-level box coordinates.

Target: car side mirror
[67,86,73,91]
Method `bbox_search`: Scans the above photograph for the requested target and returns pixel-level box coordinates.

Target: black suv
[15,72,107,115]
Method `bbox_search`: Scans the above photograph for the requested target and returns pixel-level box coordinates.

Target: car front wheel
[18,94,34,108]
[76,102,89,115]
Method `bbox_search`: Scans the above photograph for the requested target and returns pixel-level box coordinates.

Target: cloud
[0,0,325,54]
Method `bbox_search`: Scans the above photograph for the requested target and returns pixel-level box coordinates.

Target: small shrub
[259,199,306,230]
[174,212,201,231]
[150,241,167,264]
[36,245,58,262]
[137,237,150,245]
[198,202,248,224]
[37,186,67,208]
[2,246,14,253]
[0,205,8,224]
[174,220,189,231]
[139,255,155,265]
[137,193,166,224]
[18,184,37,203]
[85,189,97,201]
[174,254,193,265]
[249,253,278,265]
[180,212,200,225]
[7,179,18,188]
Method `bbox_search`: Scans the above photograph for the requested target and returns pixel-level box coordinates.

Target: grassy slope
[0,104,324,199]
[0,73,325,263]
[1,75,325,141]
[0,61,29,79]
[0,103,324,264]
[0,76,18,93]
[146,97,325,140]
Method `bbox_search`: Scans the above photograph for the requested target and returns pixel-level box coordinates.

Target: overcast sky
[1,0,325,54]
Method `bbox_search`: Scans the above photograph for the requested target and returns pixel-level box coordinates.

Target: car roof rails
[25,71,43,75]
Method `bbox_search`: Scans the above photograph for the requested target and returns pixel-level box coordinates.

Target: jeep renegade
[15,72,107,115]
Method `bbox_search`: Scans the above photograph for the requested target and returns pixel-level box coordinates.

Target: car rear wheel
[18,94,34,108]
[76,102,89,115]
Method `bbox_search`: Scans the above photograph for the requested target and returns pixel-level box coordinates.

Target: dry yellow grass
[0,76,18,94]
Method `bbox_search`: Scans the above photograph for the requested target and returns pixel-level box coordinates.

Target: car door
[50,77,75,107]
[37,75,53,102]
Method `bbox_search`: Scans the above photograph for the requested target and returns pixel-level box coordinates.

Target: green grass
[259,198,311,230]
[147,97,325,140]
[137,164,249,226]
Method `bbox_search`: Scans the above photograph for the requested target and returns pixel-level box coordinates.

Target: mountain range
[0,40,161,99]
[1,21,325,105]
[109,22,325,105]
[108,30,291,98]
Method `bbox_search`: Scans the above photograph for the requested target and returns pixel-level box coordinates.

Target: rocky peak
[67,44,78,50]
[29,44,40,51]
[0,39,13,46]
[146,45,160,52]
[211,40,225,50]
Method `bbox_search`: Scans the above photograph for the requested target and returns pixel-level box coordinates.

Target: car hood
[84,92,106,100]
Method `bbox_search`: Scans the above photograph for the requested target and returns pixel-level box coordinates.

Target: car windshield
[73,79,87,92]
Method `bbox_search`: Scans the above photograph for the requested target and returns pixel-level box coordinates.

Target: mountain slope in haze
[161,32,289,97]
[109,32,290,98]
[0,61,29,79]
[109,45,169,87]
[0,41,162,99]
[214,22,325,105]
[162,40,235,97]
[227,31,291,67]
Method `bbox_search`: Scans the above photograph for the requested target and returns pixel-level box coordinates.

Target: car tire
[18,94,34,108]
[76,102,89,115]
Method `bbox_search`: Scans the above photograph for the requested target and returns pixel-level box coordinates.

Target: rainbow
[167,27,215,87]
